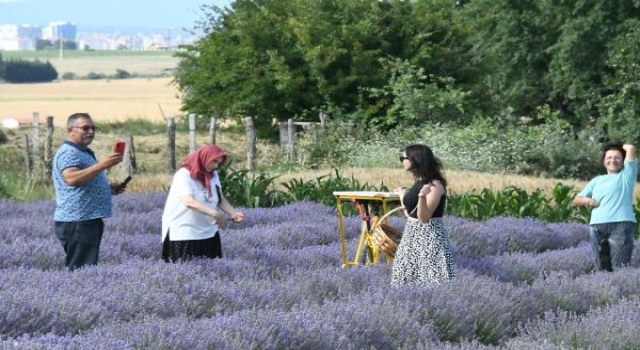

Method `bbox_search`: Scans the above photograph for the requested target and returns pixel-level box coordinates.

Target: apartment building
[1,21,194,51]
[0,24,42,51]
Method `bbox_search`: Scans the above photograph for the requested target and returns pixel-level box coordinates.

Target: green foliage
[218,163,389,209]
[112,69,132,79]
[460,0,640,139]
[0,147,53,201]
[597,19,640,144]
[85,72,106,80]
[219,166,288,208]
[0,52,4,79]
[365,58,470,128]
[297,116,601,180]
[174,0,471,129]
[447,183,591,224]
[97,118,168,135]
[291,122,371,169]
[3,58,58,83]
[281,169,388,207]
[61,72,76,80]
[36,39,77,51]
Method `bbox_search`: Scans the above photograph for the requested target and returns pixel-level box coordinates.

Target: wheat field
[0,78,182,126]
[0,51,183,126]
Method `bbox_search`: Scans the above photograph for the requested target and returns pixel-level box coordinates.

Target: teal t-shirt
[578,159,638,225]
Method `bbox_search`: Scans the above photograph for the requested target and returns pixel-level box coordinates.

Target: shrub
[3,58,58,83]
[85,72,106,80]
[112,69,132,79]
[61,72,76,80]
[284,113,603,180]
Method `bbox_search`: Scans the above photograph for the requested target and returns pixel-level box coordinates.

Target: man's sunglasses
[72,125,98,132]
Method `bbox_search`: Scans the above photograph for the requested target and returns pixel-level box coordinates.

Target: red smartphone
[113,141,126,155]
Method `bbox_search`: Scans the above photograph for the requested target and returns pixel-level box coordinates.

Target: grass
[0,119,592,199]
[1,50,178,77]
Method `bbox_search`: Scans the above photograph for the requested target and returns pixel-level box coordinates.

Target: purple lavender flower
[2,193,640,348]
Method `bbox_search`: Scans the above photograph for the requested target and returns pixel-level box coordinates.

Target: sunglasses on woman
[399,156,408,162]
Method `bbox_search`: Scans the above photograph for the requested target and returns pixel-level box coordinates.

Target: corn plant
[220,166,288,208]
[281,169,388,207]
[448,183,595,225]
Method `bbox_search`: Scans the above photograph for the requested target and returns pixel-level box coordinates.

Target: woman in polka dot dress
[391,144,455,286]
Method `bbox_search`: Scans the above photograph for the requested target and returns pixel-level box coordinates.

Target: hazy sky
[0,0,232,32]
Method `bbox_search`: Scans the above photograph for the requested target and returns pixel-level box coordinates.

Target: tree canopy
[174,0,640,142]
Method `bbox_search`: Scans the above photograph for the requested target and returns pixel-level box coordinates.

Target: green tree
[3,59,58,83]
[462,0,640,139]
[461,0,564,121]
[0,52,4,80]
[598,18,640,143]
[174,0,312,137]
[174,0,475,132]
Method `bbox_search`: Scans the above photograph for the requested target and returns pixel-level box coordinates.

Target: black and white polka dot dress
[391,183,455,286]
[391,218,455,286]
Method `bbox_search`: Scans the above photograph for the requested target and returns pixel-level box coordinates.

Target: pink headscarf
[180,145,227,196]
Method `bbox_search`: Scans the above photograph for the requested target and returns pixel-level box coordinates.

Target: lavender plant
[2,192,640,349]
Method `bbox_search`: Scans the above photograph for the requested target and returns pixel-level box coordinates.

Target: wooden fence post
[243,117,256,171]
[32,112,40,159]
[167,116,176,174]
[31,112,42,179]
[208,116,217,145]
[188,113,197,153]
[287,118,296,161]
[122,134,137,176]
[278,122,288,148]
[44,116,54,183]
[319,112,329,128]
[22,134,32,179]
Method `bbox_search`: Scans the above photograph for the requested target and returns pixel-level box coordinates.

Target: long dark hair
[404,144,447,188]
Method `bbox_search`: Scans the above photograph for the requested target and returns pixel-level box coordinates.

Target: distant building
[42,21,77,41]
[0,21,195,51]
[0,24,41,51]
[77,34,114,50]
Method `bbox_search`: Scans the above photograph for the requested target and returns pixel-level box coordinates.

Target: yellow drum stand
[333,191,401,268]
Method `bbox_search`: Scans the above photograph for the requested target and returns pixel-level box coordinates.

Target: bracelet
[418,193,425,197]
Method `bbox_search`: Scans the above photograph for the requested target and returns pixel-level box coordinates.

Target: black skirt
[162,230,222,263]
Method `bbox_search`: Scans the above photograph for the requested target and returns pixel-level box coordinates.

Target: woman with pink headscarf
[161,145,244,262]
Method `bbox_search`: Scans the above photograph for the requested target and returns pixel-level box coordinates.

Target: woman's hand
[230,211,244,223]
[211,211,227,229]
[393,187,405,196]
[418,184,432,198]
[575,196,599,208]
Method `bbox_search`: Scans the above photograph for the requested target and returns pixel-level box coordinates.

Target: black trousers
[55,218,104,271]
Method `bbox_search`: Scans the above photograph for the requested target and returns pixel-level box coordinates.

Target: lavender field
[2,193,640,349]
